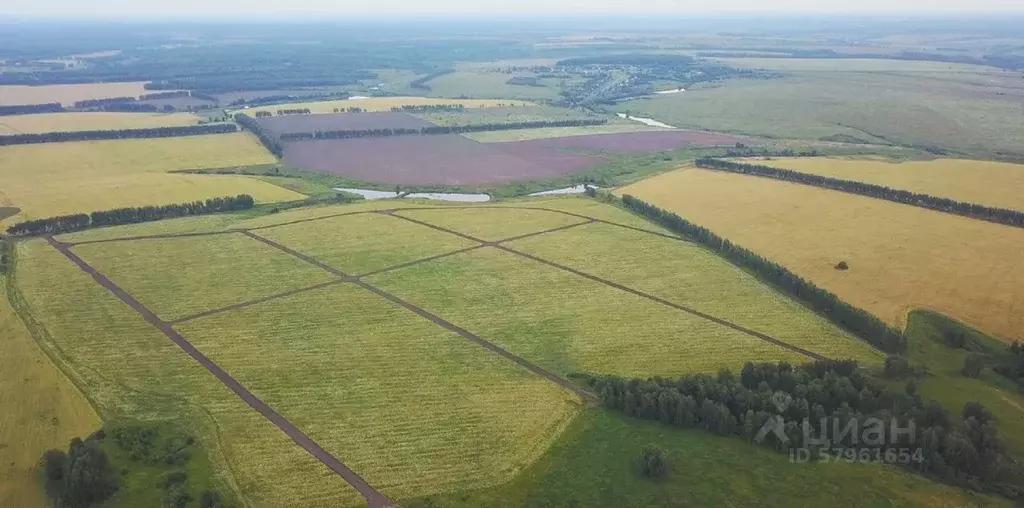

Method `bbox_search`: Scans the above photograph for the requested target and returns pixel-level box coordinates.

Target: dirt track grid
[46,205,836,507]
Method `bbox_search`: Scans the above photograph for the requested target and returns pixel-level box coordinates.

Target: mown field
[0,81,155,106]
[0,275,100,508]
[175,283,580,499]
[10,196,909,504]
[0,111,201,135]
[238,96,531,116]
[0,133,299,227]
[749,157,1024,212]
[620,168,1024,343]
[14,239,364,507]
[614,59,1024,158]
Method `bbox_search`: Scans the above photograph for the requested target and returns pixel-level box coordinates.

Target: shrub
[963,353,986,378]
[636,445,670,478]
[834,261,849,270]
[883,355,911,379]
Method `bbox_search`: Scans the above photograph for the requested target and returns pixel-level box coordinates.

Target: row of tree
[72,96,137,108]
[276,108,312,116]
[695,158,1024,229]
[253,111,273,118]
[0,123,236,146]
[619,194,906,352]
[576,360,1018,497]
[5,195,255,236]
[0,102,64,116]
[410,68,455,90]
[139,90,191,100]
[278,118,609,141]
[235,113,283,157]
[389,104,466,112]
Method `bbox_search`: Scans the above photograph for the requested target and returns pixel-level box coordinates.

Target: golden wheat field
[238,96,532,115]
[0,133,299,227]
[0,82,154,106]
[620,167,1024,343]
[0,112,201,135]
[749,157,1024,212]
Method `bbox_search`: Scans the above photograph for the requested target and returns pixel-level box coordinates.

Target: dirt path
[383,213,827,362]
[45,237,394,508]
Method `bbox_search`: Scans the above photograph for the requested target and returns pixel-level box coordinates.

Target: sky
[1,0,1023,18]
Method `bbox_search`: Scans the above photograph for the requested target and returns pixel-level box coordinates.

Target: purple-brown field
[281,135,603,185]
[499,130,748,153]
[258,112,434,136]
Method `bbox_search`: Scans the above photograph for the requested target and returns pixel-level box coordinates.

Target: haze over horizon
[1,0,1023,18]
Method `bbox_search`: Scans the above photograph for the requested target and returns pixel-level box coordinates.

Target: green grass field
[367,247,807,378]
[508,222,884,364]
[413,105,594,126]
[73,233,335,321]
[412,409,1008,508]
[14,239,362,507]
[253,212,476,275]
[176,283,580,500]
[394,207,587,241]
[614,63,1024,158]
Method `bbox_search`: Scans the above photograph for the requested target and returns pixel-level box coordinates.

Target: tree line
[575,360,1020,498]
[276,108,312,116]
[5,195,255,236]
[389,104,465,112]
[619,194,906,352]
[278,118,609,141]
[139,90,191,100]
[235,113,283,157]
[0,102,64,116]
[410,68,455,90]
[0,123,237,146]
[695,158,1024,229]
[72,96,138,109]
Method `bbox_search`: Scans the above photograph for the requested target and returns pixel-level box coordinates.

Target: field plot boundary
[44,237,393,508]
[40,201,862,505]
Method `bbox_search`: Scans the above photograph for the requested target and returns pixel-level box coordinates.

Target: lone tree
[636,445,670,478]
[834,261,850,271]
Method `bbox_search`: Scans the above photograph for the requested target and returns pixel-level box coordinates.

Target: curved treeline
[278,118,609,141]
[0,103,65,116]
[235,113,283,157]
[575,360,1018,497]
[695,158,1024,229]
[0,123,237,146]
[6,195,255,236]
[620,194,905,353]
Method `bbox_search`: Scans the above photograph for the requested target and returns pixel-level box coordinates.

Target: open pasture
[0,111,200,135]
[414,105,595,127]
[281,135,602,185]
[239,96,531,116]
[17,198,893,504]
[749,157,1024,212]
[0,133,297,227]
[620,167,1024,343]
[257,111,433,136]
[0,81,155,106]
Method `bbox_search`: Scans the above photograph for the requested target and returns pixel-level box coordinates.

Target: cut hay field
[11,197,898,505]
[238,96,531,116]
[175,283,579,499]
[0,133,298,227]
[0,111,201,135]
[14,240,363,507]
[749,157,1024,212]
[0,276,99,508]
[619,167,1024,343]
[0,81,155,106]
